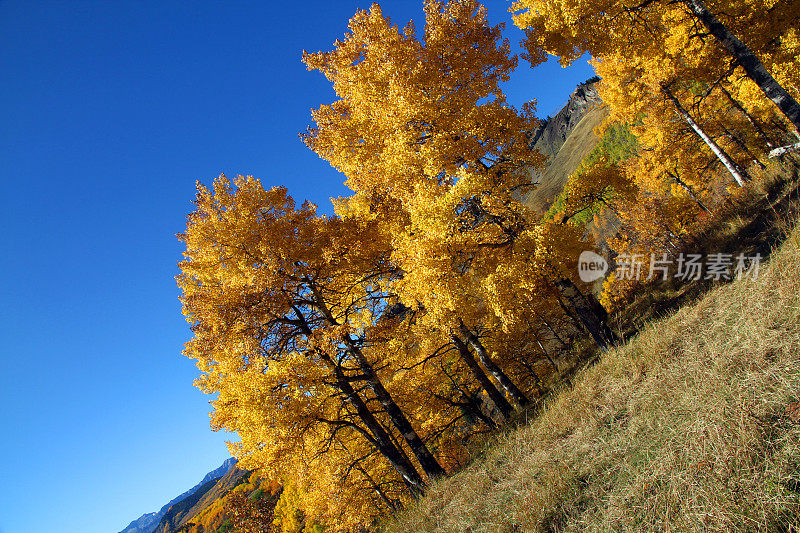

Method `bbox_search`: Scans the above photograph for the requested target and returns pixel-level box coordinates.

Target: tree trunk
[666,170,712,213]
[465,393,500,430]
[450,334,514,421]
[355,461,399,511]
[683,0,800,132]
[769,141,800,158]
[535,310,568,348]
[320,352,426,495]
[720,124,766,169]
[662,83,751,186]
[719,84,774,149]
[459,324,530,408]
[338,438,401,511]
[345,337,447,480]
[530,327,558,371]
[554,278,618,350]
[301,286,445,483]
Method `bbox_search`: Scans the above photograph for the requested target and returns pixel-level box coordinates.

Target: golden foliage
[176,1,800,531]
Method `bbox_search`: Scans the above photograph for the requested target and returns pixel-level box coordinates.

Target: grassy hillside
[384,214,800,531]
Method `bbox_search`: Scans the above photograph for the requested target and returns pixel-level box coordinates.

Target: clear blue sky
[0,2,593,532]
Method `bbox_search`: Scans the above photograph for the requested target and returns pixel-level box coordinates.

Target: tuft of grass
[384,221,800,532]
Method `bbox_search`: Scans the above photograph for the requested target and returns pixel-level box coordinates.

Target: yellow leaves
[300,1,553,343]
[517,0,800,202]
[178,3,688,530]
[304,0,537,211]
[180,167,439,529]
[173,3,800,530]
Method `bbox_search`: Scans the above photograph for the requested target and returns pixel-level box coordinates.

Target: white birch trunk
[662,84,750,187]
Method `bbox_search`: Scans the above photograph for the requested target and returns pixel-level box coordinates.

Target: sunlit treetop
[303,0,542,223]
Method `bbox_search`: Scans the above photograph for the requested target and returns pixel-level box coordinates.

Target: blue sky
[0,2,593,532]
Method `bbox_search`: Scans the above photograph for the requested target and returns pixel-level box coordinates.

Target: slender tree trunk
[683,0,800,131]
[301,285,444,482]
[338,439,400,511]
[465,394,500,430]
[666,170,712,213]
[769,141,800,158]
[380,416,419,479]
[554,278,618,350]
[554,289,586,332]
[535,310,568,348]
[459,324,530,408]
[662,83,751,186]
[719,84,774,148]
[450,334,513,421]
[320,352,426,495]
[530,327,559,371]
[720,124,766,169]
[355,461,399,511]
[345,337,447,480]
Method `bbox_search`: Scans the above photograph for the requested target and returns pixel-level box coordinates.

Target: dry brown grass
[384,221,800,532]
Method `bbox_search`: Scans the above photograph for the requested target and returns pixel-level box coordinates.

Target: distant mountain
[152,463,252,533]
[189,458,238,492]
[118,458,237,533]
[118,511,161,533]
[526,78,607,212]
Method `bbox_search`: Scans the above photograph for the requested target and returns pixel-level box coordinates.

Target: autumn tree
[227,489,280,533]
[304,1,616,404]
[179,2,652,528]
[515,0,798,189]
[178,176,450,521]
[302,0,541,217]
[272,479,326,533]
[513,0,800,132]
[512,0,800,309]
[588,43,766,189]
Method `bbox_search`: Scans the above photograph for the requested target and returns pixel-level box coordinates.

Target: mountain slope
[118,511,162,533]
[152,464,251,533]
[153,479,221,533]
[118,458,237,533]
[526,79,608,213]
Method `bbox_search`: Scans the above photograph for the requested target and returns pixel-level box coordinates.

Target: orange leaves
[299,2,554,346]
[303,0,539,214]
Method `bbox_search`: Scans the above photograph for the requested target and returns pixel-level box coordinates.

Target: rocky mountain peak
[529,76,602,159]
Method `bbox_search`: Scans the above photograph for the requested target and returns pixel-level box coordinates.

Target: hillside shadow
[612,160,800,339]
